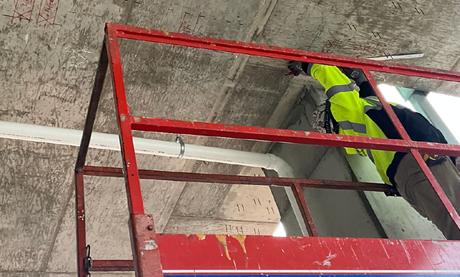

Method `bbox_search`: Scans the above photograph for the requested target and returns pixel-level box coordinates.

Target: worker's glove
[287,61,303,76]
[339,67,367,85]
[287,61,311,76]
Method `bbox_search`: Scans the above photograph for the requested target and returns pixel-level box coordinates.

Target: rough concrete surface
[1,0,460,275]
[260,0,460,94]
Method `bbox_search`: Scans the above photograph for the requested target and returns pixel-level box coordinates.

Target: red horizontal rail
[108,23,460,83]
[92,260,134,271]
[130,117,460,156]
[82,166,397,193]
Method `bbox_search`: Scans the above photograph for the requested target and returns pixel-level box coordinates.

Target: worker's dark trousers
[395,154,460,240]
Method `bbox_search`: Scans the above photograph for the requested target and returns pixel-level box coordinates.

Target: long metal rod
[107,23,460,84]
[82,166,398,193]
[130,116,460,156]
[0,120,297,177]
[75,41,108,172]
[106,27,144,215]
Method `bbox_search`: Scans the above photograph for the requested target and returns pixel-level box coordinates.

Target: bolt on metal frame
[75,23,460,277]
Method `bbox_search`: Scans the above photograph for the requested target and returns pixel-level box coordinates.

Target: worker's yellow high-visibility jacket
[307,64,451,185]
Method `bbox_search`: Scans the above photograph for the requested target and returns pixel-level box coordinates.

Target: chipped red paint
[130,214,163,277]
[90,234,460,273]
[157,234,460,272]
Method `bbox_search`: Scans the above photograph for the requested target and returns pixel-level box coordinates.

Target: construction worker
[288,61,460,240]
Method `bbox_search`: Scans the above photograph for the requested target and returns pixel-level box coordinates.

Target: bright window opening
[427,92,460,142]
[378,84,416,111]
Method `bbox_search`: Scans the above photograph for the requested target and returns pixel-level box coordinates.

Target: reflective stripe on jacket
[309,64,395,185]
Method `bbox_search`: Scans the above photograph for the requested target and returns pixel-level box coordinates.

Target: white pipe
[0,121,290,173]
[0,120,307,236]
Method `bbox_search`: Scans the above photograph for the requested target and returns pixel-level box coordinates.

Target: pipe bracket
[175,136,185,158]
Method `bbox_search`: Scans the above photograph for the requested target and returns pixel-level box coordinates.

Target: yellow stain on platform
[185,234,206,240]
[216,235,231,260]
[214,235,247,260]
[231,235,247,254]
[163,31,169,35]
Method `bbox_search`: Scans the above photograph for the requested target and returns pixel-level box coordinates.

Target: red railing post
[105,26,145,215]
[105,24,163,277]
[362,69,412,141]
[129,214,163,277]
[75,172,87,277]
[290,182,318,237]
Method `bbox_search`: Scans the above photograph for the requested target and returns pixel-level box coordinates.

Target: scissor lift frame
[75,23,460,277]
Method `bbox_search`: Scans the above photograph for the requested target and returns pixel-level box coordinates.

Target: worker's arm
[308,64,353,93]
[308,64,369,155]
[289,62,362,111]
[288,62,395,184]
[309,64,366,129]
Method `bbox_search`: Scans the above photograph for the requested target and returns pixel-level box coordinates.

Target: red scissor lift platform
[75,23,460,277]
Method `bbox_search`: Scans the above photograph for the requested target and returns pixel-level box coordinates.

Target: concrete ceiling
[1,0,460,275]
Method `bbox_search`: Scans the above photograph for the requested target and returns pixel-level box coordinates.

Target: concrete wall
[2,0,460,274]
